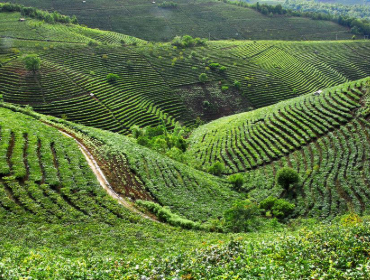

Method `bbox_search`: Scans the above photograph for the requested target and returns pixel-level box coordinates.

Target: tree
[224,200,260,232]
[199,73,208,83]
[208,161,225,176]
[276,167,299,191]
[106,73,119,83]
[24,54,40,73]
[228,174,244,190]
[259,196,295,219]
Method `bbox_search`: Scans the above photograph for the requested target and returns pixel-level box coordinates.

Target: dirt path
[57,129,157,222]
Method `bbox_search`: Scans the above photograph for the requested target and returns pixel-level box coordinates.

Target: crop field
[5,0,353,41]
[2,1,370,278]
[42,115,242,222]
[0,106,144,224]
[1,12,370,133]
[187,78,370,217]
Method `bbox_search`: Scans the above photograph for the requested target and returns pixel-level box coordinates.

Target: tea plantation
[4,0,353,41]
[1,4,370,279]
[1,101,370,279]
[187,78,370,218]
[1,12,370,133]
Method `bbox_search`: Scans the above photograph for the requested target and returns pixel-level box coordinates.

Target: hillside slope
[1,12,370,132]
[186,77,370,217]
[5,0,353,41]
[0,103,243,222]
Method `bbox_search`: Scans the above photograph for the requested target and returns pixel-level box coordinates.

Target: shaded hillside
[5,0,353,41]
[186,78,370,217]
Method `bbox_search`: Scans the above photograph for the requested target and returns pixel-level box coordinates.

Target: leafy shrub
[224,200,261,232]
[106,73,119,83]
[171,35,206,48]
[158,1,178,8]
[0,2,77,24]
[221,86,229,92]
[87,40,98,47]
[208,161,225,176]
[209,63,220,70]
[199,73,208,83]
[228,174,244,190]
[276,167,299,190]
[260,196,295,219]
[234,80,241,89]
[23,54,40,72]
[219,66,227,73]
[136,200,201,230]
[166,147,185,162]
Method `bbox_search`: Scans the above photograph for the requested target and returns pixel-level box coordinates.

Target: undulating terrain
[4,0,354,41]
[1,4,370,279]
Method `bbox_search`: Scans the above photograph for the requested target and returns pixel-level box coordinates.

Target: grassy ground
[4,0,353,41]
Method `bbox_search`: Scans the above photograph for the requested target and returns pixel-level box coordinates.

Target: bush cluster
[0,2,77,24]
[158,1,178,9]
[225,0,370,35]
[136,200,202,229]
[259,196,295,219]
[171,35,206,48]
[130,123,188,162]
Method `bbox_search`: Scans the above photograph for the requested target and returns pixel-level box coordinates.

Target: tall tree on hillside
[24,54,41,73]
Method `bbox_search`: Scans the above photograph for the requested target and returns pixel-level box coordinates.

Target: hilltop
[4,0,354,41]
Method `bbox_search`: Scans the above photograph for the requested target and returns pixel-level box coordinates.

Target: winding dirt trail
[57,129,157,222]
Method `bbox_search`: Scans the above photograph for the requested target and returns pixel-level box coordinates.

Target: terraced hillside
[0,106,143,224]
[1,13,370,133]
[187,78,370,217]
[0,104,242,222]
[5,0,353,41]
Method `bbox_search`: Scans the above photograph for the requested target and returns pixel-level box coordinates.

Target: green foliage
[130,124,188,158]
[219,66,227,73]
[233,80,241,89]
[136,200,201,229]
[171,35,206,48]
[223,199,261,232]
[87,40,98,47]
[208,161,225,176]
[209,62,220,70]
[158,1,178,9]
[23,54,40,72]
[276,167,300,190]
[199,73,208,83]
[221,85,229,92]
[228,174,244,190]
[0,2,77,24]
[260,196,295,219]
[106,73,119,83]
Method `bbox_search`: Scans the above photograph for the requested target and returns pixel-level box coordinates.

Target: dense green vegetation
[1,2,370,277]
[0,106,142,224]
[3,0,353,41]
[187,78,370,217]
[1,12,370,133]
[1,215,370,278]
[285,0,370,20]
[225,0,370,36]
